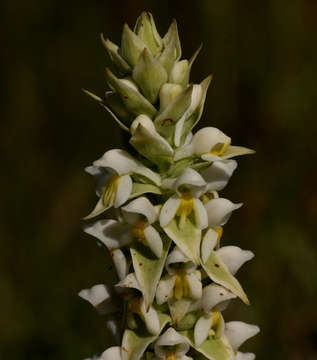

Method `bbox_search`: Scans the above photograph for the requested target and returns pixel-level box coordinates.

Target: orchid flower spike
[80,11,259,360]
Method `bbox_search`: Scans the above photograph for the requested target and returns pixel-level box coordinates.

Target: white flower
[85,149,161,218]
[100,347,122,360]
[200,159,237,192]
[154,327,190,359]
[156,247,202,304]
[201,228,254,270]
[160,168,208,229]
[191,127,255,162]
[84,196,163,259]
[204,197,243,228]
[117,273,160,335]
[78,284,119,315]
[193,284,237,346]
[225,321,259,359]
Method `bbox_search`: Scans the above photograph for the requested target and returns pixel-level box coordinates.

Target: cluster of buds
[80,12,259,360]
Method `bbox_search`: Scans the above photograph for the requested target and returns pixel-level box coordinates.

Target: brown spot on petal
[122,346,128,352]
[214,263,220,268]
[219,293,224,296]
[162,118,174,126]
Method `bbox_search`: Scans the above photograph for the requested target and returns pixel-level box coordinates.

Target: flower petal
[83,197,110,220]
[100,346,122,360]
[116,272,141,292]
[201,284,237,313]
[122,196,158,224]
[216,246,254,275]
[194,314,213,347]
[155,328,189,358]
[201,228,218,264]
[201,160,237,191]
[85,165,114,197]
[156,275,176,305]
[110,249,128,281]
[79,284,118,315]
[193,198,208,229]
[225,322,260,351]
[221,145,255,159]
[204,198,243,227]
[160,195,181,227]
[174,168,206,196]
[144,225,163,257]
[235,352,256,360]
[83,219,132,250]
[115,174,133,208]
[140,300,160,335]
[191,127,231,156]
[186,272,202,300]
[131,235,172,309]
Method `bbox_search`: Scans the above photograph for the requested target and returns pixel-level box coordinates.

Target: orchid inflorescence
[79,12,259,360]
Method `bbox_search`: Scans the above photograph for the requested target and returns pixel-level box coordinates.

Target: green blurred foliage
[1,0,317,359]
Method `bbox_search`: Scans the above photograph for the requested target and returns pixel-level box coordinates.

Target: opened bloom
[85,149,161,218]
[154,327,191,359]
[156,247,202,304]
[84,196,163,258]
[160,168,208,229]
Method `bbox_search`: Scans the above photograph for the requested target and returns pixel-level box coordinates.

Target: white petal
[186,273,202,300]
[114,174,133,208]
[201,160,237,191]
[184,131,193,145]
[140,300,160,335]
[174,168,206,196]
[78,284,117,314]
[216,246,254,275]
[191,127,231,156]
[204,198,243,227]
[201,228,218,263]
[85,165,114,197]
[110,249,128,281]
[144,225,163,257]
[194,314,213,346]
[93,149,139,175]
[193,198,208,229]
[155,328,189,358]
[93,149,161,186]
[166,247,194,275]
[201,153,222,162]
[225,321,260,351]
[100,347,122,360]
[201,284,237,313]
[122,196,157,224]
[156,275,176,305]
[235,352,256,360]
[83,219,132,250]
[116,272,141,292]
[83,197,110,220]
[159,195,181,227]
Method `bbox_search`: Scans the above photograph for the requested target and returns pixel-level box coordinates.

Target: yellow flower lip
[210,309,221,328]
[166,350,177,360]
[174,269,190,300]
[132,219,147,242]
[209,140,231,156]
[102,173,120,206]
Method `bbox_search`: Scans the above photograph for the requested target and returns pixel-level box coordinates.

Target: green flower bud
[133,48,168,104]
[158,20,182,75]
[134,12,163,57]
[100,34,131,75]
[105,68,157,118]
[121,23,146,67]
[104,91,134,123]
[159,83,183,110]
[169,44,202,88]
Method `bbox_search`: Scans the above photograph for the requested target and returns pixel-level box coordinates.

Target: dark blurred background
[1,0,317,359]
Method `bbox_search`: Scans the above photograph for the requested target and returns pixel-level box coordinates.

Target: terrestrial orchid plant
[79,12,259,360]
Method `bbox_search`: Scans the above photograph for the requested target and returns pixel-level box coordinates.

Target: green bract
[80,11,259,360]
